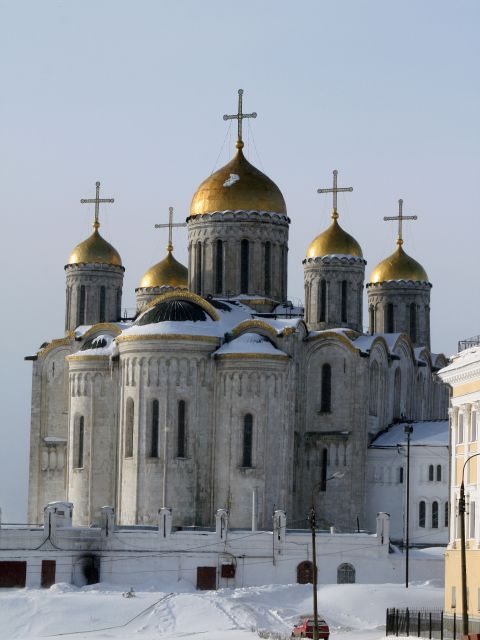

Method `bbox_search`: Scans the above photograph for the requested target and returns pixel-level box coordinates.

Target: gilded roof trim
[82,323,122,339]
[231,320,278,339]
[37,333,75,359]
[116,334,219,344]
[306,331,359,354]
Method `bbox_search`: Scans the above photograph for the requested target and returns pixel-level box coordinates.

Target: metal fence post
[396,609,399,637]
[453,612,456,640]
[429,612,432,639]
[440,610,443,640]
[407,608,410,637]
[418,611,421,637]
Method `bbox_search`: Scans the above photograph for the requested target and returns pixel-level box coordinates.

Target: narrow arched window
[125,397,134,458]
[369,305,375,334]
[215,240,223,294]
[321,364,332,413]
[409,303,417,343]
[432,501,439,528]
[369,362,379,416]
[319,279,326,322]
[264,242,271,296]
[337,563,356,584]
[99,286,106,323]
[242,414,253,467]
[341,280,348,322]
[116,289,122,319]
[240,239,249,294]
[74,415,84,469]
[320,447,328,491]
[419,501,426,528]
[428,464,434,481]
[386,302,394,333]
[150,399,159,458]
[444,502,449,528]
[78,285,86,325]
[177,400,186,458]
[436,465,442,482]
[393,368,401,419]
[195,242,202,294]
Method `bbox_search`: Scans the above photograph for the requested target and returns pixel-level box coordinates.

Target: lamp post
[459,451,480,637]
[404,423,413,589]
[309,472,344,640]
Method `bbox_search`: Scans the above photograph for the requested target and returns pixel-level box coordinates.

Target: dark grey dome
[136,299,208,325]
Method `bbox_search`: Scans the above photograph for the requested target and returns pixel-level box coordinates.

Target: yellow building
[439,341,480,620]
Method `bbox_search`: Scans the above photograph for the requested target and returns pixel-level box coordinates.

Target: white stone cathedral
[27,93,449,531]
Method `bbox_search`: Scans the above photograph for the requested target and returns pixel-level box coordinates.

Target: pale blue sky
[1,0,478,521]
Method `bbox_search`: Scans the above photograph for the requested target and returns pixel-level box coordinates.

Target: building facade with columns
[26,95,448,535]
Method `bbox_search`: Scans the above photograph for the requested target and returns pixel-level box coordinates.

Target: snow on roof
[215,332,288,358]
[439,346,480,374]
[370,421,448,448]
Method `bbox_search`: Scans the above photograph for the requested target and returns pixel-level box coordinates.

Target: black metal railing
[386,608,480,640]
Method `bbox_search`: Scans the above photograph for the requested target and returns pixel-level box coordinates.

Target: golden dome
[306,212,363,258]
[369,243,429,284]
[190,141,286,216]
[68,222,122,266]
[139,248,188,289]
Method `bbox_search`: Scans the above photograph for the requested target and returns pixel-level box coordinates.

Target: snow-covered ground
[0,581,443,640]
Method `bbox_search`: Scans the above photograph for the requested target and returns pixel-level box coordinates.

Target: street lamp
[459,451,480,636]
[404,423,413,589]
[309,471,344,640]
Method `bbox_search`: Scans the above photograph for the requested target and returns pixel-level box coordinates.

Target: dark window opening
[99,286,106,323]
[409,303,417,343]
[432,501,439,528]
[116,289,122,320]
[264,242,271,296]
[150,399,159,458]
[386,303,394,333]
[241,239,249,294]
[78,285,86,325]
[419,501,426,528]
[337,563,356,584]
[75,416,84,469]
[320,447,328,491]
[428,464,434,481]
[215,240,223,294]
[399,467,404,484]
[242,413,253,467]
[341,280,348,322]
[369,305,375,334]
[319,280,326,322]
[125,398,134,458]
[195,242,202,294]
[436,465,442,481]
[177,400,186,458]
[444,502,449,528]
[321,363,332,413]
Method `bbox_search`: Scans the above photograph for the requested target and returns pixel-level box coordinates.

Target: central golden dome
[190,142,286,216]
[68,223,122,266]
[369,243,429,283]
[306,213,363,258]
[139,249,188,289]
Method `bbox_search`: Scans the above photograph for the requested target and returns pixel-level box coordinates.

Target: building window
[341,280,348,322]
[451,586,456,609]
[369,362,379,416]
[240,239,249,294]
[264,242,271,296]
[432,501,439,528]
[458,414,464,443]
[242,414,253,467]
[369,305,375,334]
[337,563,356,584]
[470,501,476,539]
[125,398,134,458]
[436,465,442,481]
[319,279,326,322]
[78,285,86,325]
[195,242,202,294]
[399,467,404,484]
[320,447,328,491]
[320,364,332,413]
[99,286,106,323]
[444,502,449,528]
[472,411,477,441]
[409,303,417,343]
[419,501,426,528]
[393,368,401,420]
[428,465,434,481]
[386,302,394,333]
[177,400,186,458]
[116,289,122,319]
[215,240,223,294]
[150,399,159,458]
[74,415,84,469]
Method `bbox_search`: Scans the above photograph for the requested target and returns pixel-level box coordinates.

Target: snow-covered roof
[215,333,288,358]
[369,421,449,448]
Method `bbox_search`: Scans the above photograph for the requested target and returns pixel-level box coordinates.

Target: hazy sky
[1,1,478,521]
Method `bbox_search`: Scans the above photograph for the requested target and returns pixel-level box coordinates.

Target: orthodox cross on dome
[223,89,257,147]
[384,199,417,246]
[80,181,114,230]
[154,207,186,252]
[317,170,353,219]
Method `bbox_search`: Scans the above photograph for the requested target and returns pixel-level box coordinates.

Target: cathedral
[27,92,449,531]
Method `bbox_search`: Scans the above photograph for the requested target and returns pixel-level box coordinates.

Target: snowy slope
[0,581,443,640]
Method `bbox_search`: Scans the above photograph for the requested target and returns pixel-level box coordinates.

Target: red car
[291,617,330,639]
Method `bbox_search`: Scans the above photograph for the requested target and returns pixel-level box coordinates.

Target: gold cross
[80,181,114,229]
[223,89,257,147]
[154,207,186,252]
[317,170,353,219]
[384,199,417,246]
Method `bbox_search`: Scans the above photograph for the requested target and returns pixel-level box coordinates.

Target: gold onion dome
[139,246,188,289]
[369,242,429,284]
[306,212,363,258]
[68,222,122,266]
[190,141,287,216]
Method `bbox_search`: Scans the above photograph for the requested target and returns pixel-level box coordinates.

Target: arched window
[297,561,315,584]
[264,242,271,296]
[419,501,426,528]
[116,289,122,319]
[386,302,394,333]
[321,364,332,413]
[319,279,326,322]
[432,501,439,528]
[78,285,86,325]
[393,368,401,420]
[428,464,434,481]
[409,303,417,343]
[369,305,375,334]
[99,286,106,323]
[436,465,442,482]
[242,414,253,467]
[444,502,449,528]
[215,240,223,294]
[177,400,186,458]
[320,448,328,492]
[369,362,379,416]
[125,398,134,458]
[341,280,348,322]
[150,399,159,458]
[240,239,249,294]
[74,415,84,469]
[195,242,202,294]
[337,563,356,584]
[399,467,404,484]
